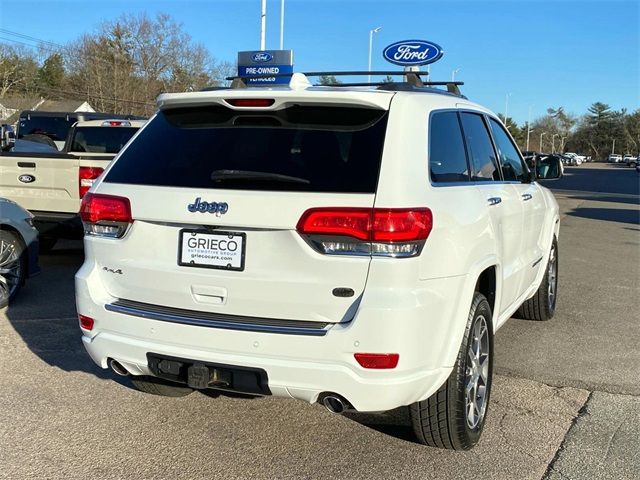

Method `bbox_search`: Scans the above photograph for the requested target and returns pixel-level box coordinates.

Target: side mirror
[0,126,13,152]
[536,156,563,180]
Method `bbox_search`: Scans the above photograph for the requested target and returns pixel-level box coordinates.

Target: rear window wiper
[211,169,310,185]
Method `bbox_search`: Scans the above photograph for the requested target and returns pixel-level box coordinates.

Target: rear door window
[105,105,389,193]
[429,111,470,183]
[459,113,501,182]
[488,118,528,182]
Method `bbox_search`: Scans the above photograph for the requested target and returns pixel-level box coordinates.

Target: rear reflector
[79,193,132,238]
[79,166,104,198]
[79,314,94,331]
[354,353,399,369]
[297,208,432,257]
[225,98,275,107]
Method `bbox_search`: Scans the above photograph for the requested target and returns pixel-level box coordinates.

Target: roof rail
[217,71,465,97]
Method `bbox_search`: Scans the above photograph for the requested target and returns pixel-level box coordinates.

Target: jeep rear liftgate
[87,104,390,324]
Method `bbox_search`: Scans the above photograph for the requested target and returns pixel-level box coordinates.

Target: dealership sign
[237,50,293,85]
[382,40,444,66]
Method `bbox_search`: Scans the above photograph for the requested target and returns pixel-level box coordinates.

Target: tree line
[0,13,234,116]
[500,103,640,160]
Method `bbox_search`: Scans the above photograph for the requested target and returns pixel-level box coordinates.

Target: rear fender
[439,255,500,368]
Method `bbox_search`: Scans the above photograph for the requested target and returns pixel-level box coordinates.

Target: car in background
[0,198,40,308]
[0,117,146,254]
[66,119,146,158]
[16,110,145,151]
[623,154,638,168]
[608,154,623,163]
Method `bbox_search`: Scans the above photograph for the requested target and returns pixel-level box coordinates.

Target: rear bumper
[76,265,469,412]
[32,211,83,239]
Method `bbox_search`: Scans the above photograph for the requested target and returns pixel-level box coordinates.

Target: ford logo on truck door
[18,174,35,183]
[382,40,444,66]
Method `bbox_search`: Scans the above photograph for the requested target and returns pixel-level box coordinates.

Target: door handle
[487,197,502,206]
[17,162,36,168]
[521,193,533,201]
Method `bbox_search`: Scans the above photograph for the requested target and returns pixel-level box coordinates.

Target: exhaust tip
[108,358,130,376]
[321,394,350,414]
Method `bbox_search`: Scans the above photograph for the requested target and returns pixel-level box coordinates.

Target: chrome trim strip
[105,302,330,337]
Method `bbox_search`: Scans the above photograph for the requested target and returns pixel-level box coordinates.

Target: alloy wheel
[0,239,21,304]
[547,244,558,312]
[465,314,490,429]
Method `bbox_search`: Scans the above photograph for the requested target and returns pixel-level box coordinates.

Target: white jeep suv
[76,73,561,450]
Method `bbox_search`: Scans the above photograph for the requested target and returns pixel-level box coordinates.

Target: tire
[130,375,194,397]
[0,230,27,308]
[38,236,58,254]
[517,237,558,321]
[409,292,493,450]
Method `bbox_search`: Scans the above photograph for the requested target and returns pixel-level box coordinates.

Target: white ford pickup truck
[0,113,145,251]
[75,72,562,449]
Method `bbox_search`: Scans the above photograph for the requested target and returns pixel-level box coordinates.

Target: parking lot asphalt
[1,163,638,479]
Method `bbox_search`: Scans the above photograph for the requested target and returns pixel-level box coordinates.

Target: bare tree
[64,12,230,115]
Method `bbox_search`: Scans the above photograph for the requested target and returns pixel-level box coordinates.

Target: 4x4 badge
[187,197,229,216]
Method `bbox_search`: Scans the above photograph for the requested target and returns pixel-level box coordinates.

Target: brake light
[79,314,94,331]
[79,193,132,238]
[297,208,432,257]
[101,120,131,127]
[225,98,275,107]
[79,166,104,198]
[354,353,399,369]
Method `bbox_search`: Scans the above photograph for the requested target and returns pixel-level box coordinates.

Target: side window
[429,111,470,183]
[459,113,501,181]
[489,118,528,182]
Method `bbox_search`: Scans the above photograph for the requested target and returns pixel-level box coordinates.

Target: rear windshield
[70,127,138,153]
[18,116,76,142]
[105,105,388,193]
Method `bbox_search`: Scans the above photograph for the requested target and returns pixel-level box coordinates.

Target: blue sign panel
[238,50,294,85]
[382,40,444,66]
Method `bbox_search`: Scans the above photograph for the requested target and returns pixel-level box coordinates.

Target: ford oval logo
[382,40,444,66]
[252,52,273,63]
[18,174,35,183]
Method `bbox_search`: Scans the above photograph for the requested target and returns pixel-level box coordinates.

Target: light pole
[368,26,382,83]
[526,105,534,151]
[451,68,460,82]
[552,133,559,153]
[279,0,285,49]
[260,0,266,50]
[612,138,616,154]
[504,93,512,129]
[540,132,546,152]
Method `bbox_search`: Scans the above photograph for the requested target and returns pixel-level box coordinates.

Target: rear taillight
[79,193,132,238]
[296,208,432,257]
[79,166,104,198]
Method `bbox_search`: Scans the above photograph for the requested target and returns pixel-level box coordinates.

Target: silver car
[0,198,40,307]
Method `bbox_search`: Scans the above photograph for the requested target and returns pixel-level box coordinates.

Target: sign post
[237,50,294,85]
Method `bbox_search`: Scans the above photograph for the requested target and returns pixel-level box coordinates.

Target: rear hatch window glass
[70,127,138,153]
[105,105,388,193]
